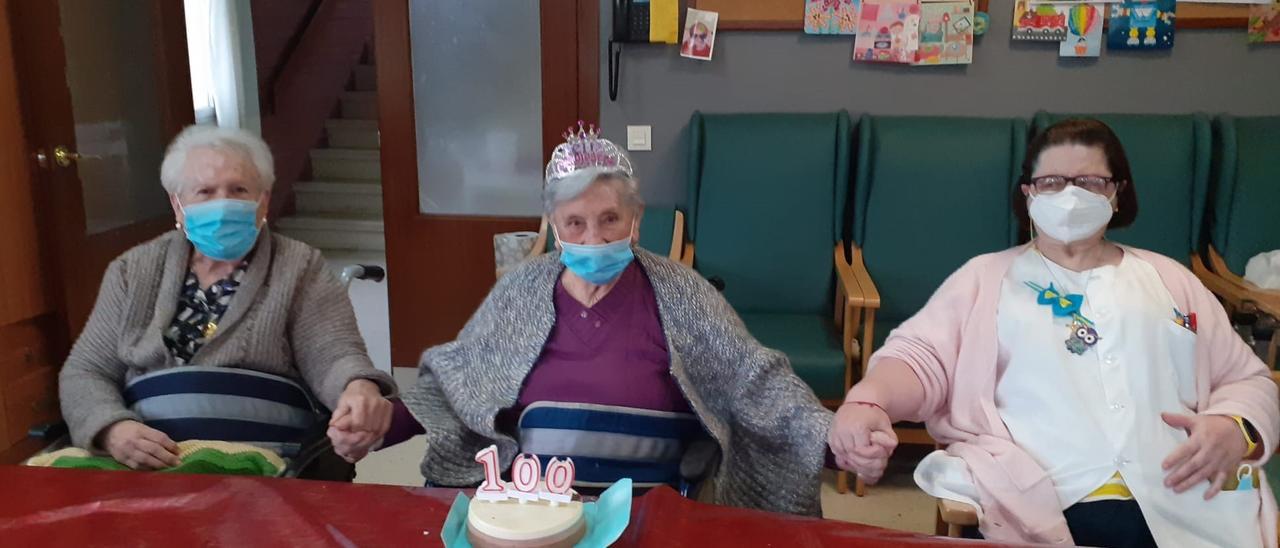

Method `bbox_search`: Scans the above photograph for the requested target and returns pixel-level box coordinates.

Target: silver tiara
[544,121,633,186]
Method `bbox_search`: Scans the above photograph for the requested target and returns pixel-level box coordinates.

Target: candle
[471,447,577,503]
[474,445,508,502]
[510,454,541,503]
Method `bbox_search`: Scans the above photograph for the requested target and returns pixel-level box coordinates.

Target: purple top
[381,261,838,469]
[514,262,691,414]
[381,262,690,447]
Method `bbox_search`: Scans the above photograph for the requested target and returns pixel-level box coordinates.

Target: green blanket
[27,441,285,477]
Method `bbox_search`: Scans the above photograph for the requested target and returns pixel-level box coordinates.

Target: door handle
[52,145,101,168]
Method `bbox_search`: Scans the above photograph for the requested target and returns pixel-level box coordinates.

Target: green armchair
[684,111,859,409]
[848,114,1026,496]
[1196,115,1280,370]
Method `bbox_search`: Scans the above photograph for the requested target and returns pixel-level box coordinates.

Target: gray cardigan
[402,250,833,516]
[59,229,396,448]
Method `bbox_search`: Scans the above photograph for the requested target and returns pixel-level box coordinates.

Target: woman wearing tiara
[333,125,836,515]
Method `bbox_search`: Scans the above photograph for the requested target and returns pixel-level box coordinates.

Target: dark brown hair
[1013,118,1139,234]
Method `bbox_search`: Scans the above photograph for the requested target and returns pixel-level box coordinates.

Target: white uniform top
[914,247,1262,548]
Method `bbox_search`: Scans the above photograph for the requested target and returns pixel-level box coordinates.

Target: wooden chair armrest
[680,242,695,268]
[849,246,881,310]
[529,215,550,258]
[937,498,979,526]
[1194,253,1280,319]
[834,241,864,308]
[669,210,687,262]
[1193,253,1251,305]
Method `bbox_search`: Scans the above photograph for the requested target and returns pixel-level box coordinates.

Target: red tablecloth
[0,466,1006,546]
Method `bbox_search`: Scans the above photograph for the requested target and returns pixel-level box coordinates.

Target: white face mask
[1028,185,1115,244]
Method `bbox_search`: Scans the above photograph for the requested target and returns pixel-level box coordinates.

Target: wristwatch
[1232,415,1260,458]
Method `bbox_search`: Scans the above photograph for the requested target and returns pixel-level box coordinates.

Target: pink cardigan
[870,245,1279,545]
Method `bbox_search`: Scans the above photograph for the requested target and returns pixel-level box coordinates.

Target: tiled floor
[355,368,937,535]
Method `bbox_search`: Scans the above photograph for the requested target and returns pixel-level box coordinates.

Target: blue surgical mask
[179,198,262,261]
[556,228,635,285]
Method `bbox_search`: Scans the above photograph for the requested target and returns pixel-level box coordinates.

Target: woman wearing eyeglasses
[830,119,1278,548]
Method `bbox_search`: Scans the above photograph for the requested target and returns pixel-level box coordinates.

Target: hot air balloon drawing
[1068,3,1099,56]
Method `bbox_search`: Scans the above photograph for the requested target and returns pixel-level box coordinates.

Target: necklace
[1027,243,1106,356]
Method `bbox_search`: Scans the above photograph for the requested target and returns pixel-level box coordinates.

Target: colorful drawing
[1107,0,1175,50]
[1059,2,1103,58]
[915,1,974,65]
[1248,3,1280,44]
[805,0,862,35]
[1012,0,1068,42]
[852,0,921,64]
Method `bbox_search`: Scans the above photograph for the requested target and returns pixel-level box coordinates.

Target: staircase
[277,61,384,253]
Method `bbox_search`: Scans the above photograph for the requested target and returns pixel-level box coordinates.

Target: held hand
[829,402,899,485]
[330,379,393,437]
[101,420,182,470]
[327,414,382,463]
[327,380,391,464]
[1161,412,1248,500]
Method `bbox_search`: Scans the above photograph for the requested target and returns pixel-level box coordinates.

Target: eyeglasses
[1030,175,1122,196]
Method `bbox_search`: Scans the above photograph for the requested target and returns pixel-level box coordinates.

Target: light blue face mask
[555,226,635,285]
[179,198,262,261]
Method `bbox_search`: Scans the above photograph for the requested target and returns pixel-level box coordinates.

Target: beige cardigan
[58,229,395,448]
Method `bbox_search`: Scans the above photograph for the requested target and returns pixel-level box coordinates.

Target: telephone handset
[609,0,678,101]
[609,0,652,101]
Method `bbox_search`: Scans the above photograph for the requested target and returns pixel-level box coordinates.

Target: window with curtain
[184,0,217,125]
[183,0,259,131]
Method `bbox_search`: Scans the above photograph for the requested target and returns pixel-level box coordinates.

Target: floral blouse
[162,261,250,364]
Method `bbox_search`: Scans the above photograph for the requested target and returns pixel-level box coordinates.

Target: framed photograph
[681,8,720,61]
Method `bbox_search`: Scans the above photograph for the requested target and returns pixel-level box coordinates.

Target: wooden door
[0,0,61,463]
[373,0,599,365]
[8,0,193,338]
[0,0,193,461]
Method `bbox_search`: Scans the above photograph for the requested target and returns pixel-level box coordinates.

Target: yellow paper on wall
[650,0,679,44]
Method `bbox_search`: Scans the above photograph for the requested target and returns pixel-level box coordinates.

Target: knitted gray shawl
[402,249,832,516]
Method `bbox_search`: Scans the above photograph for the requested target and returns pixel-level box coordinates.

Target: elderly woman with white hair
[57,125,395,478]
[354,126,835,515]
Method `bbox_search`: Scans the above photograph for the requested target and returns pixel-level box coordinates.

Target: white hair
[159,125,275,195]
[544,168,644,217]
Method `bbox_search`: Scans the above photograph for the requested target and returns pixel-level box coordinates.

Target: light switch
[626,125,652,151]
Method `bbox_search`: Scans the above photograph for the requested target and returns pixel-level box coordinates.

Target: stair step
[277,214,385,252]
[295,180,383,215]
[326,119,380,149]
[353,64,377,92]
[310,148,380,181]
[341,91,378,120]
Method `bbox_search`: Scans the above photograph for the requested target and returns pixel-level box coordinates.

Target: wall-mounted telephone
[613,0,652,43]
[608,0,676,101]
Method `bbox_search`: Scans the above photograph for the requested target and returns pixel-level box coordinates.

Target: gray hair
[159,125,275,195]
[544,168,644,217]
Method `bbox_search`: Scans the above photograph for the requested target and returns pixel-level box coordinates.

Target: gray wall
[598,1,1280,208]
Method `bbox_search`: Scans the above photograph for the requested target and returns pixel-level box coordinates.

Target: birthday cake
[467,494,586,548]
[467,447,585,548]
